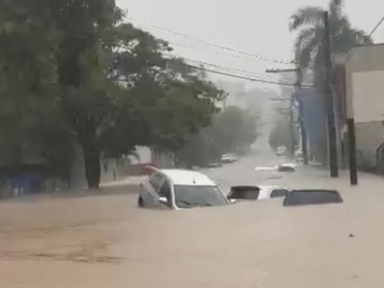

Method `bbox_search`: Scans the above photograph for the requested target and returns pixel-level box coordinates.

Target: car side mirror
[159,196,168,204]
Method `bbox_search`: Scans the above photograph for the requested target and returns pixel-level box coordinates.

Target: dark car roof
[283,189,343,206]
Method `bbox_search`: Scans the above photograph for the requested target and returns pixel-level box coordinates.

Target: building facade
[345,43,384,172]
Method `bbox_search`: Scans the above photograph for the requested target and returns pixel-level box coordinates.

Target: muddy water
[1,169,384,287]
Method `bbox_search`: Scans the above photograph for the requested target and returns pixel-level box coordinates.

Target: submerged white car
[138,167,232,210]
[227,185,291,201]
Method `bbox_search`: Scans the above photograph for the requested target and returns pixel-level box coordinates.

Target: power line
[165,41,286,62]
[368,15,384,37]
[167,55,277,79]
[343,14,384,64]
[127,16,294,65]
[171,56,314,86]
[182,63,314,87]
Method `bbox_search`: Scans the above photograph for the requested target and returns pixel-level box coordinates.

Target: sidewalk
[0,176,146,203]
[292,161,384,194]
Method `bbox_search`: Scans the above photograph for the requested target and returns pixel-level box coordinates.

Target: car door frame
[141,172,166,208]
[157,177,175,209]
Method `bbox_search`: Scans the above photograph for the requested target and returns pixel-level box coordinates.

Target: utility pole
[323,11,339,177]
[347,118,357,184]
[342,56,358,185]
[295,69,308,164]
[288,98,295,156]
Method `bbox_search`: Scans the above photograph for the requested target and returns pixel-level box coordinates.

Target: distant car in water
[205,162,223,168]
[254,163,296,173]
[220,153,237,163]
[283,189,343,206]
[277,164,296,172]
[227,185,291,201]
[138,167,234,210]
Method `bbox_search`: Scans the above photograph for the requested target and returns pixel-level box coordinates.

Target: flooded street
[2,152,384,287]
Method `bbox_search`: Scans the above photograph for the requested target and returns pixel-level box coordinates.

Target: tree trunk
[83,147,101,189]
[78,122,101,189]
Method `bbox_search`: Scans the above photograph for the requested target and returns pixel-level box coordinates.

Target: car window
[228,186,260,200]
[149,173,164,192]
[283,189,343,206]
[270,189,289,198]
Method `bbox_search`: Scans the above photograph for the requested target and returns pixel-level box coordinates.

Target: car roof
[230,185,289,191]
[258,185,284,190]
[257,185,290,199]
[160,169,217,186]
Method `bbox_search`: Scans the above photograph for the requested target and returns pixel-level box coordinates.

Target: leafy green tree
[0,0,123,187]
[0,0,58,165]
[0,0,225,189]
[289,0,372,83]
[103,27,225,161]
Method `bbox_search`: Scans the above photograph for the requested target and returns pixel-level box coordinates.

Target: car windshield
[174,185,228,208]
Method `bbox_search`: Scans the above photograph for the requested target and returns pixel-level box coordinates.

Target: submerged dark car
[283,189,343,206]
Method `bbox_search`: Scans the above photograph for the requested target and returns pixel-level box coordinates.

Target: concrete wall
[345,44,384,163]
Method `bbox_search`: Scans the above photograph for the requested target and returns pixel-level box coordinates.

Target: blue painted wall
[293,88,326,147]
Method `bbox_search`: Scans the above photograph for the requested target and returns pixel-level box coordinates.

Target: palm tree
[289,0,373,164]
[289,0,373,74]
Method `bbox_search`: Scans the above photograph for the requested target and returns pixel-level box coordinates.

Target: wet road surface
[2,152,384,287]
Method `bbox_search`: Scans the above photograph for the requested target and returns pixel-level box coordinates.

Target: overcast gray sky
[116,0,384,89]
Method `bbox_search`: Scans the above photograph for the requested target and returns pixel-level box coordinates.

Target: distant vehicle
[205,162,223,168]
[138,167,234,210]
[254,163,296,173]
[277,164,296,172]
[283,189,343,206]
[220,153,237,163]
[276,146,286,156]
[227,185,291,201]
[254,166,276,171]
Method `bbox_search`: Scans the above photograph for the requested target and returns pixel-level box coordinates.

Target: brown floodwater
[1,169,384,287]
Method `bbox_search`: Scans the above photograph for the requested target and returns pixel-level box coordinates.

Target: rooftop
[160,169,217,186]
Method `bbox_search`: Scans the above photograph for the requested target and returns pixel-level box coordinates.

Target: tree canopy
[0,0,224,188]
